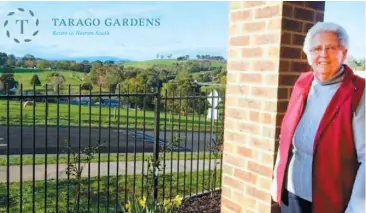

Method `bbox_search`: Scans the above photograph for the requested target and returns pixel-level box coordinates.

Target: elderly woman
[271,22,365,213]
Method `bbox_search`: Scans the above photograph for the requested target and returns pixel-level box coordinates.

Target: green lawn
[0,152,218,166]
[0,170,222,213]
[122,59,225,70]
[0,100,223,131]
[13,70,86,92]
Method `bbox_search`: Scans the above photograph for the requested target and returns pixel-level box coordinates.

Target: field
[0,169,221,213]
[122,59,225,70]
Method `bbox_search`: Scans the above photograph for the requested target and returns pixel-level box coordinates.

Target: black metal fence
[0,83,225,213]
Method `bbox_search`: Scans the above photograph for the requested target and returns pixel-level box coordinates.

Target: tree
[37,60,51,69]
[30,74,41,86]
[0,74,18,93]
[0,52,8,66]
[47,72,65,93]
[6,54,16,66]
[81,82,93,91]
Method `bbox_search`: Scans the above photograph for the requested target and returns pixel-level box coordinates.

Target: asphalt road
[0,126,217,155]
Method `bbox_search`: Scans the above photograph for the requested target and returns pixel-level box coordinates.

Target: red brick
[262,112,274,124]
[226,107,249,120]
[230,36,251,46]
[243,21,266,32]
[292,33,305,46]
[224,153,246,168]
[282,18,303,32]
[225,96,238,107]
[228,60,249,71]
[279,59,290,72]
[264,74,278,86]
[241,47,263,58]
[238,121,261,135]
[277,87,289,99]
[250,137,275,153]
[222,197,242,213]
[252,60,277,72]
[258,202,272,213]
[261,152,275,165]
[255,5,281,19]
[237,146,253,158]
[294,7,314,22]
[277,100,289,113]
[267,18,282,30]
[229,24,240,35]
[280,46,302,59]
[238,73,263,84]
[304,1,325,11]
[282,3,294,18]
[227,84,250,95]
[229,48,240,58]
[278,73,300,86]
[248,160,273,177]
[227,72,238,83]
[266,46,280,58]
[242,1,266,8]
[239,98,263,109]
[249,110,260,122]
[291,61,309,72]
[231,10,252,22]
[281,32,292,45]
[250,86,277,99]
[246,185,271,201]
[254,33,280,45]
[234,168,257,184]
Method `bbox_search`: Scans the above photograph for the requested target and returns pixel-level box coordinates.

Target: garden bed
[178,190,221,213]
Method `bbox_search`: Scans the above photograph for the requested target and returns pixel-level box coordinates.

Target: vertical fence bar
[220,92,225,188]
[162,88,168,201]
[67,84,71,213]
[196,91,202,194]
[97,86,102,213]
[183,91,188,196]
[153,84,161,210]
[214,91,220,191]
[44,84,47,213]
[88,86,92,212]
[20,84,23,213]
[115,85,121,211]
[133,85,138,196]
[56,84,60,213]
[190,88,195,197]
[32,84,36,213]
[124,85,130,204]
[202,88,208,193]
[141,84,147,198]
[6,84,9,213]
[208,89,214,192]
[78,85,82,212]
[176,88,182,194]
[169,89,174,200]
[107,87,112,212]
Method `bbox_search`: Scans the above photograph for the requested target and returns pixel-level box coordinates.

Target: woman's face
[307,32,347,82]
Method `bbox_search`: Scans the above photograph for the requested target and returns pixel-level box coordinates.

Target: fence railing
[0,83,225,213]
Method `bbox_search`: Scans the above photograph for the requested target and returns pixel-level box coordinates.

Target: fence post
[153,80,162,210]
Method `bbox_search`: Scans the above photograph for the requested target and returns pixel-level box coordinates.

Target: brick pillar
[221,1,325,213]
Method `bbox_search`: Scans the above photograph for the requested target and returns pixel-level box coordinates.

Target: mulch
[177,190,221,213]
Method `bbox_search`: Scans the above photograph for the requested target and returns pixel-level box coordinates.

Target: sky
[0,1,364,61]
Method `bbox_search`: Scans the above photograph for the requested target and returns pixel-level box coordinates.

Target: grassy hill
[122,59,226,69]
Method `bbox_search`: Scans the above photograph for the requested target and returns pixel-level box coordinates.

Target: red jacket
[274,65,365,213]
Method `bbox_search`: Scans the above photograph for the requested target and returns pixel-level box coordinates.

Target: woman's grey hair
[303,22,349,54]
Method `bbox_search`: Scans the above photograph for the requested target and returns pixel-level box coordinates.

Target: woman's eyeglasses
[309,45,342,55]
